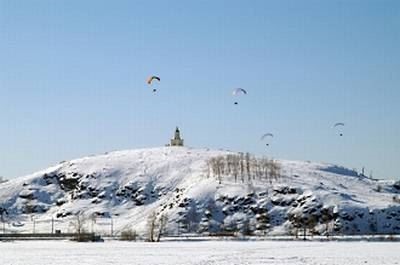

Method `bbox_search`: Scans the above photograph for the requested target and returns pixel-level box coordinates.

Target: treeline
[206,153,281,184]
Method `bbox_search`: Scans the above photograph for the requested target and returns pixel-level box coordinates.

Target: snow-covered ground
[1,147,399,236]
[0,240,399,265]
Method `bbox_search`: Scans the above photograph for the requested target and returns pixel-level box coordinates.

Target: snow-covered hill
[0,147,399,237]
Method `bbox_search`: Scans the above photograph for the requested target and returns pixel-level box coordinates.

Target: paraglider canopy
[147,76,160,92]
[232,88,247,95]
[232,88,247,105]
[260,133,274,140]
[147,76,160,84]
[261,133,274,146]
[333,122,345,128]
[333,122,345,136]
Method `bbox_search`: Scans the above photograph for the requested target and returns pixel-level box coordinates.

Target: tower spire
[170,127,184,146]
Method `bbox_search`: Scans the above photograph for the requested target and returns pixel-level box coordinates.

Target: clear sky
[0,0,399,179]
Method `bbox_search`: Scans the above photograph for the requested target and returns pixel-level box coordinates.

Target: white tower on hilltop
[170,127,184,146]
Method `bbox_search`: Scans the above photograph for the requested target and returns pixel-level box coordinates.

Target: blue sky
[0,0,399,179]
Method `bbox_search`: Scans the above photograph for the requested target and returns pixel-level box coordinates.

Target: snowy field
[1,240,399,265]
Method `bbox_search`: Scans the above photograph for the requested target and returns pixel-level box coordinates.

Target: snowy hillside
[0,147,399,237]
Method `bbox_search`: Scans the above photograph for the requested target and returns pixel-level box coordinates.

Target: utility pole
[1,211,5,234]
[110,217,113,237]
[51,217,54,234]
[0,207,7,234]
[31,215,35,234]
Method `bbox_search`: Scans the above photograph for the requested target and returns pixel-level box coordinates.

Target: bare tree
[209,157,217,182]
[147,211,157,242]
[206,160,211,179]
[239,153,245,183]
[225,155,233,176]
[231,155,239,183]
[250,157,258,181]
[70,212,89,241]
[156,214,169,242]
[217,156,225,184]
[206,154,281,186]
[269,159,281,182]
[245,153,251,182]
[260,158,270,183]
[147,211,169,242]
[210,156,224,184]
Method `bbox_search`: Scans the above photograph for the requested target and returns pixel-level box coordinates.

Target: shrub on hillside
[120,228,137,241]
